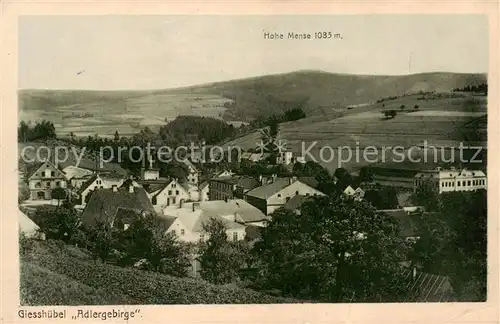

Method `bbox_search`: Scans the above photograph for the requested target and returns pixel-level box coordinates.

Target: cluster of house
[22,156,487,246]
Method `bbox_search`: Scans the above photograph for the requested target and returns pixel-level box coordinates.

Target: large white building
[414,168,487,194]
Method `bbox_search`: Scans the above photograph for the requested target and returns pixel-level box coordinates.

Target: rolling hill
[19,71,487,139]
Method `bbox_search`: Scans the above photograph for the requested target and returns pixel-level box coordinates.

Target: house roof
[245,225,263,241]
[62,165,94,180]
[283,195,309,211]
[81,186,156,227]
[199,180,209,190]
[76,173,124,194]
[166,209,246,233]
[185,199,269,224]
[245,178,293,199]
[298,177,319,189]
[19,210,40,237]
[399,269,455,302]
[164,199,268,227]
[212,176,260,190]
[27,160,67,180]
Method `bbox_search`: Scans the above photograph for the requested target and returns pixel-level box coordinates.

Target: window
[56,181,60,187]
[168,190,172,195]
[34,182,41,188]
[232,232,238,241]
[152,196,157,205]
[468,180,471,186]
[295,191,299,195]
[458,181,461,187]
[463,180,466,186]
[173,197,176,204]
[45,181,51,188]
[442,182,445,187]
[277,194,281,198]
[51,171,55,177]
[176,190,179,195]
[181,229,185,235]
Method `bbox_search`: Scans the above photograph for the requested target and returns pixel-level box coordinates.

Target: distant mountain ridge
[19,70,487,121]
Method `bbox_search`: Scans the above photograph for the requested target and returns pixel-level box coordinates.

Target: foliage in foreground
[255,194,411,302]
[20,239,299,305]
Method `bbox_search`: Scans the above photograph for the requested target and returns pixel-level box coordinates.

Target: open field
[19,71,486,138]
[223,93,487,172]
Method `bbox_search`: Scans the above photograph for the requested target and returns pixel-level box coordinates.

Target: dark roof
[298,177,319,189]
[154,215,177,231]
[399,269,455,302]
[378,209,423,238]
[283,195,309,211]
[81,187,156,227]
[245,225,263,241]
[77,174,98,194]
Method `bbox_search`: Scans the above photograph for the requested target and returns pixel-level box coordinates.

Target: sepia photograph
[15,14,489,307]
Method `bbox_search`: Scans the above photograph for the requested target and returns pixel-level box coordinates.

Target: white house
[27,160,67,200]
[343,185,365,201]
[150,178,191,208]
[162,202,247,243]
[77,173,125,205]
[182,159,200,186]
[276,151,294,165]
[414,167,487,194]
[62,165,94,189]
[245,176,326,215]
[199,181,210,201]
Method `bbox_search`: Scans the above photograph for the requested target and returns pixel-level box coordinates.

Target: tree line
[18,120,56,142]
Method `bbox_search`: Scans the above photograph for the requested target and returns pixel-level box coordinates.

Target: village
[18,131,487,301]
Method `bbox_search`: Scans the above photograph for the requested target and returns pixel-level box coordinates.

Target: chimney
[272,174,277,183]
[128,184,134,194]
[192,202,200,212]
[112,185,118,192]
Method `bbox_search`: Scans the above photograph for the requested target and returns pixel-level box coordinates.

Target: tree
[411,190,486,301]
[18,183,31,203]
[334,168,352,189]
[383,110,397,119]
[255,195,410,302]
[86,219,118,262]
[358,166,374,183]
[34,206,81,242]
[120,214,191,277]
[199,218,244,284]
[412,180,440,212]
[51,187,67,207]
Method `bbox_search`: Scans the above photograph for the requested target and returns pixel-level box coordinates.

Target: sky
[19,15,488,90]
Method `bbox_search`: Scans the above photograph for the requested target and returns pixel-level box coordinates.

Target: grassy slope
[20,239,298,305]
[20,71,486,123]
[223,93,487,172]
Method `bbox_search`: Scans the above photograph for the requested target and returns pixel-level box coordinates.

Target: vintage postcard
[1,2,498,324]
